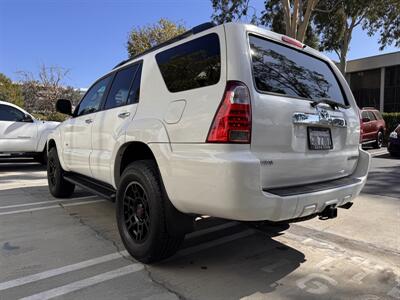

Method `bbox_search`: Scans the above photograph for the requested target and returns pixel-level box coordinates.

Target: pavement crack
[144,265,186,300]
[58,204,134,264]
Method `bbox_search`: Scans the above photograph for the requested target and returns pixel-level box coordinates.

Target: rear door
[90,62,142,183]
[248,34,359,189]
[0,104,38,152]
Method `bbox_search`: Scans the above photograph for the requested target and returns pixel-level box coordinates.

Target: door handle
[118,112,131,119]
[85,119,93,124]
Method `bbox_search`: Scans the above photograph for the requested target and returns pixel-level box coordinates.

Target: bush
[383,112,400,141]
[32,112,68,122]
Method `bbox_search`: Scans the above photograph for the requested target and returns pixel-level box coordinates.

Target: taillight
[207,81,251,143]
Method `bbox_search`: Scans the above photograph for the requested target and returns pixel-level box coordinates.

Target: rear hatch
[248,33,360,189]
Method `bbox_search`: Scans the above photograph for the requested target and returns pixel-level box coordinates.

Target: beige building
[344,51,400,112]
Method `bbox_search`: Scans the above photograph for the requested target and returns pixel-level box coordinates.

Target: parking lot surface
[0,151,399,300]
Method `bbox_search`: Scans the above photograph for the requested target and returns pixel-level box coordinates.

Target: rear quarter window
[249,34,347,106]
[155,33,221,93]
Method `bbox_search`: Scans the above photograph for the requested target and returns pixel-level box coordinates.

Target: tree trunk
[297,0,318,42]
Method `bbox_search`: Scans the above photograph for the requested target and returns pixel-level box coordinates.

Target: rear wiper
[310,98,348,110]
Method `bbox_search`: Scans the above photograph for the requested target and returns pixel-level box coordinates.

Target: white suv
[47,22,370,263]
[0,100,59,164]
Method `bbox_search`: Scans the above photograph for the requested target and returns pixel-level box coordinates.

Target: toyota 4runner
[47,22,371,263]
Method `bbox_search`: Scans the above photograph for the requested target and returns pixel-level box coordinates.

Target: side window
[361,111,369,120]
[373,111,383,120]
[368,111,377,121]
[155,33,221,93]
[104,64,139,110]
[127,63,142,104]
[76,76,111,117]
[0,104,26,122]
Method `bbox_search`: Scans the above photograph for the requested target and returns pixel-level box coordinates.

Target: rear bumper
[153,144,371,222]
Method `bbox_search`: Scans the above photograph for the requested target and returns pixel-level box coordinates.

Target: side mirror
[56,99,72,115]
[362,117,370,123]
[21,114,34,123]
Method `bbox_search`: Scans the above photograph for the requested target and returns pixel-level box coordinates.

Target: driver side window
[0,104,26,122]
[76,76,112,117]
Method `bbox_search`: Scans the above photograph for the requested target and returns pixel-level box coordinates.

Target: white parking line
[19,264,143,300]
[0,199,106,216]
[0,251,129,291]
[0,195,98,210]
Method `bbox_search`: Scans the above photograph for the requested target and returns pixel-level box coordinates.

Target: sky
[0,0,398,89]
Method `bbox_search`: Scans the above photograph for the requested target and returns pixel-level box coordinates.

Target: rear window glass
[155,33,221,93]
[249,34,346,105]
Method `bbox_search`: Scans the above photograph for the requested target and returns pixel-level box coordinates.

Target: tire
[47,147,75,198]
[116,160,185,264]
[373,130,384,149]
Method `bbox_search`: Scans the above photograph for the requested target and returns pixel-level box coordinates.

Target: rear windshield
[156,33,221,93]
[249,34,346,105]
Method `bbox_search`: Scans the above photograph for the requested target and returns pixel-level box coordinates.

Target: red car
[360,107,386,149]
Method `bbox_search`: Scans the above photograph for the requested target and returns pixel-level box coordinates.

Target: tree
[314,0,400,74]
[0,73,24,107]
[211,0,319,46]
[18,64,81,114]
[211,0,258,24]
[127,19,186,58]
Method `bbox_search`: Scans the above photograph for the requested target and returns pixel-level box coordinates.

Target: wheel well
[115,142,157,187]
[48,139,56,151]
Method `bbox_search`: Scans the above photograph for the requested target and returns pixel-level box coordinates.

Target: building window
[349,69,381,110]
[384,65,400,112]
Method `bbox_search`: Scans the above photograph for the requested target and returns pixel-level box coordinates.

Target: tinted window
[127,63,142,104]
[249,34,346,105]
[104,64,139,110]
[76,76,111,117]
[156,33,221,92]
[0,104,26,121]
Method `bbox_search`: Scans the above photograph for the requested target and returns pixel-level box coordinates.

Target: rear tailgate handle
[293,112,347,128]
[85,119,93,124]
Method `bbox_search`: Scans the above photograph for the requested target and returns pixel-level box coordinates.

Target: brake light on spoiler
[281,36,304,48]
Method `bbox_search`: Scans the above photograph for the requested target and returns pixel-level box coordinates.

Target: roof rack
[113,22,216,70]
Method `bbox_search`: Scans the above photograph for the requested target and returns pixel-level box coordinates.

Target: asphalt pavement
[0,150,399,300]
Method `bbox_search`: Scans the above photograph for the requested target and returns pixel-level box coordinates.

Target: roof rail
[113,22,216,70]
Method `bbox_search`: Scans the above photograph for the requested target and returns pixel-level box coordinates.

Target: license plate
[308,127,333,150]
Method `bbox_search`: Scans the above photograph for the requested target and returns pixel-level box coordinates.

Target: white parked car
[47,22,370,263]
[0,100,59,164]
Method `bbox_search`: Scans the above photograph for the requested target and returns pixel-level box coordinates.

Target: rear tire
[116,160,185,264]
[47,147,75,198]
[373,131,384,149]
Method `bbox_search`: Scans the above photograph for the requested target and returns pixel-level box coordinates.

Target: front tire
[373,131,384,149]
[47,147,75,198]
[116,160,185,263]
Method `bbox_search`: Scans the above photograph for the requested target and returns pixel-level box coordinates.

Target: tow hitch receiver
[318,205,337,220]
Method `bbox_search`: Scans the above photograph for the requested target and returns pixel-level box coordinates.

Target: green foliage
[127,19,186,58]
[32,112,68,122]
[383,112,400,136]
[211,0,258,24]
[0,73,24,107]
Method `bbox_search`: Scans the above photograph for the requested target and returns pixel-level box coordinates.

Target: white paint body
[0,101,59,155]
[48,23,370,222]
